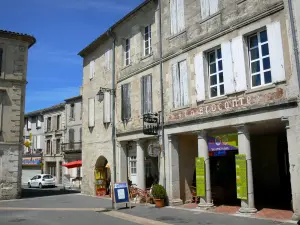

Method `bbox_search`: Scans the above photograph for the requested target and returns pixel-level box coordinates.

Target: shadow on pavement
[21,187,81,199]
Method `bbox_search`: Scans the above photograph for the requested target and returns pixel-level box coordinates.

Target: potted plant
[151,184,167,208]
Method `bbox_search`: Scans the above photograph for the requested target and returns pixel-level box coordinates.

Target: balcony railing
[61,142,82,153]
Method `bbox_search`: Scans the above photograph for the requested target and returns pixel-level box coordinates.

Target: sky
[0,0,144,113]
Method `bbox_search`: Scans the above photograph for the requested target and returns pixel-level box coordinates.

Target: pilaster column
[197,130,213,208]
[285,116,300,221]
[56,160,61,185]
[118,142,128,183]
[136,140,145,190]
[168,134,182,205]
[237,125,257,213]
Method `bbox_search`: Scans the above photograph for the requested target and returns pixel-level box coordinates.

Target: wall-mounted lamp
[97,87,115,102]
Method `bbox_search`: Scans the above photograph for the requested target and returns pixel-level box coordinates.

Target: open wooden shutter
[200,0,210,19]
[88,98,95,127]
[172,63,180,108]
[177,0,185,32]
[127,84,131,120]
[194,52,206,101]
[231,36,247,92]
[170,0,178,35]
[221,41,235,94]
[267,21,285,83]
[89,60,95,79]
[209,0,219,15]
[146,75,152,113]
[140,77,145,115]
[103,91,111,123]
[52,139,56,154]
[179,60,189,106]
[105,49,110,70]
[37,135,41,149]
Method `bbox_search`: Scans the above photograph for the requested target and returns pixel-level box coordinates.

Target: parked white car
[28,174,56,188]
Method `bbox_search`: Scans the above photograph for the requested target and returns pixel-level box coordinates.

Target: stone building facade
[79,0,300,220]
[42,103,66,185]
[62,96,82,181]
[0,30,35,199]
[23,110,44,184]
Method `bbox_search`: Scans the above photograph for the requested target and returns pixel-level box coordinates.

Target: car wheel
[39,183,43,189]
[28,183,31,188]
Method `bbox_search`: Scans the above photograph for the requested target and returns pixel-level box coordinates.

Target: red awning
[62,160,82,169]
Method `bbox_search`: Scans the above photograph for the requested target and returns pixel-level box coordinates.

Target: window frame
[70,103,75,119]
[248,29,272,89]
[141,75,153,115]
[129,156,137,175]
[47,117,51,132]
[124,39,131,66]
[46,140,51,154]
[208,47,225,99]
[56,115,60,130]
[121,83,131,121]
[144,25,152,56]
[56,139,61,154]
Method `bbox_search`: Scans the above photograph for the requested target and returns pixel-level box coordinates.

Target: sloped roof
[25,103,65,117]
[0,30,36,48]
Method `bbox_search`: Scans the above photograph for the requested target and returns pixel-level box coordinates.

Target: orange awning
[62,160,82,169]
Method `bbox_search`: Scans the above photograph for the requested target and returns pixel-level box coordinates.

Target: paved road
[0,191,296,225]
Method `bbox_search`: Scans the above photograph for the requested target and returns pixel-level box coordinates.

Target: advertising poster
[195,157,206,197]
[208,133,238,151]
[235,154,248,200]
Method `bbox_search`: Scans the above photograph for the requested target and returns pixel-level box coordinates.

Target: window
[105,49,111,71]
[56,115,60,130]
[47,117,51,132]
[46,140,51,154]
[208,48,224,98]
[172,60,189,108]
[129,156,137,174]
[144,26,152,56]
[124,39,130,66]
[36,115,42,128]
[141,75,152,114]
[89,60,95,79]
[56,139,61,154]
[121,83,131,121]
[200,0,219,19]
[69,129,75,149]
[27,117,32,130]
[70,103,75,119]
[0,92,3,136]
[43,175,53,179]
[88,98,95,127]
[170,0,185,35]
[248,30,271,88]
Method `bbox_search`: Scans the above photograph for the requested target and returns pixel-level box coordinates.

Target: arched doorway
[94,156,111,197]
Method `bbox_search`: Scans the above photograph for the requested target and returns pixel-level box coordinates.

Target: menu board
[235,154,248,200]
[195,157,206,197]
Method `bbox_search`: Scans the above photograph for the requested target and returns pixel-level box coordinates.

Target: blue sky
[0,0,143,113]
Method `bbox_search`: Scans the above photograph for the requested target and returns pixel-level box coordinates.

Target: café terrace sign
[168,88,284,121]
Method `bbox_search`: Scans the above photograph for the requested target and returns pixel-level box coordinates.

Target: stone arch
[94,155,111,196]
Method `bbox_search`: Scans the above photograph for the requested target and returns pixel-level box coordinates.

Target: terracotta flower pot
[154,199,164,208]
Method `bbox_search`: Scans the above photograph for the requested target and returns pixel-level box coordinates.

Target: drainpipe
[158,0,166,189]
[288,0,300,91]
[107,29,117,184]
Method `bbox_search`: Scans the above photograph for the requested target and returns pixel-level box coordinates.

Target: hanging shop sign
[112,182,131,210]
[143,113,159,135]
[195,157,206,197]
[235,154,248,200]
[22,157,41,166]
[208,133,238,151]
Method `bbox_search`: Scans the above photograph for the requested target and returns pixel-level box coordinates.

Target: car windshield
[43,175,53,179]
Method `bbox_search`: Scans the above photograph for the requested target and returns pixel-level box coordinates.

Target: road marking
[102,210,171,225]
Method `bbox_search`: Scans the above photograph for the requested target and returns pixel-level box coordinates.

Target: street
[0,188,296,225]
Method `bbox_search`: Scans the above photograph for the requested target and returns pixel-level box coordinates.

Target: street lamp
[97,87,115,102]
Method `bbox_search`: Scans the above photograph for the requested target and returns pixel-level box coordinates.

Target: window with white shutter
[105,49,111,71]
[172,60,189,108]
[125,39,130,66]
[103,91,111,123]
[141,75,152,115]
[208,47,224,98]
[36,115,42,128]
[27,117,32,130]
[88,98,95,128]
[121,83,131,121]
[144,26,152,56]
[0,92,3,134]
[37,135,41,149]
[0,48,3,76]
[89,60,95,80]
[170,0,185,35]
[200,0,219,19]
[194,52,206,102]
[248,30,272,88]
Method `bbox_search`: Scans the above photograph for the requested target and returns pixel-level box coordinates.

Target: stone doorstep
[176,204,296,223]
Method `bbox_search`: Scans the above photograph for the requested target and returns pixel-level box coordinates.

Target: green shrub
[151,184,167,199]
